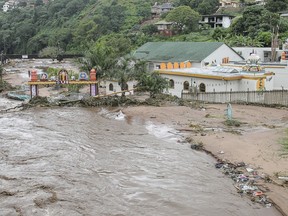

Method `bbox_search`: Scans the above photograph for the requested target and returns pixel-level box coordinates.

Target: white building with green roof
[133,42,244,70]
[132,42,275,97]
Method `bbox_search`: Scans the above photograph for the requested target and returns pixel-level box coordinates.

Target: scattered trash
[246,167,254,172]
[253,191,264,196]
[214,159,272,207]
[278,176,288,180]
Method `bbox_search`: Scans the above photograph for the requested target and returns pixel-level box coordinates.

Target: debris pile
[215,161,273,207]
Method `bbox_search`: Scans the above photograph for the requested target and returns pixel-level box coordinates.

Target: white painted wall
[105,81,136,96]
[238,79,258,91]
[222,16,232,28]
[203,44,243,67]
[3,3,9,12]
[265,66,288,90]
[161,74,250,97]
[264,75,274,90]
[232,47,282,62]
[191,62,202,68]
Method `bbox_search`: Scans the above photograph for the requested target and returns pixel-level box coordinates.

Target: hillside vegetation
[0,0,287,57]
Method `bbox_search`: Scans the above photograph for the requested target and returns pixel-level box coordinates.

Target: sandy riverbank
[2,59,288,215]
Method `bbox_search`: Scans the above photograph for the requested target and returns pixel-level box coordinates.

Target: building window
[109,83,113,91]
[199,83,206,92]
[169,79,174,89]
[183,81,189,90]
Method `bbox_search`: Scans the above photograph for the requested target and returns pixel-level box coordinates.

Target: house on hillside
[132,42,244,71]
[154,20,174,36]
[255,0,265,6]
[151,2,174,18]
[280,11,288,18]
[199,14,235,29]
[219,0,239,8]
[3,0,18,12]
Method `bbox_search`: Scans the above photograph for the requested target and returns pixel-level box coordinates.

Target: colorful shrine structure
[28,68,98,98]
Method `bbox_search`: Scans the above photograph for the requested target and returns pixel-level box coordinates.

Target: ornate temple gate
[28,68,98,98]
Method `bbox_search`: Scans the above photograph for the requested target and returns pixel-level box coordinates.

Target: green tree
[166,6,201,33]
[197,0,219,15]
[265,0,288,13]
[175,0,202,9]
[231,6,277,38]
[141,24,158,36]
[212,27,231,40]
[81,42,117,80]
[39,46,64,61]
[111,56,137,97]
[256,31,272,47]
[136,71,168,98]
[35,0,43,7]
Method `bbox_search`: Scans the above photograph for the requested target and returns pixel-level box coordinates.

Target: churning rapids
[0,100,282,216]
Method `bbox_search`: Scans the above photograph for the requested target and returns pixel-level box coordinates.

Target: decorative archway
[28,68,98,97]
[109,83,114,91]
[169,79,175,89]
[123,83,129,90]
[183,81,189,90]
[199,83,206,92]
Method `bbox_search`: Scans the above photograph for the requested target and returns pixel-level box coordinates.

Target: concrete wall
[161,74,244,97]
[222,16,232,28]
[105,80,136,96]
[203,44,243,67]
[232,47,282,62]
[264,66,288,90]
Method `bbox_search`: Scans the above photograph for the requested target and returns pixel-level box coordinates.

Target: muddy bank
[122,104,288,216]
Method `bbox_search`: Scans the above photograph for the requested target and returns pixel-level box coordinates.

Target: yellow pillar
[174,62,179,69]
[186,62,192,68]
[167,62,173,69]
[160,63,167,69]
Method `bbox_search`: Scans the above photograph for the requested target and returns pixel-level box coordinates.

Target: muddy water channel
[0,106,282,216]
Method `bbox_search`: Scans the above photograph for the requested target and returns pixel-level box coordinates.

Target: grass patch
[223,119,241,127]
[279,129,288,155]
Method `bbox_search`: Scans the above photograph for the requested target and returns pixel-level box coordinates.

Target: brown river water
[0,99,282,216]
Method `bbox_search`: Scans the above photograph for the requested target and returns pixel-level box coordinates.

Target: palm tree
[111,56,138,97]
[81,42,117,80]
[136,71,169,98]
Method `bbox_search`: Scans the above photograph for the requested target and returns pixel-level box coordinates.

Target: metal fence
[181,90,288,106]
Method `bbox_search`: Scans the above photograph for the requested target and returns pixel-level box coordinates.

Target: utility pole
[271,25,279,62]
[0,51,3,83]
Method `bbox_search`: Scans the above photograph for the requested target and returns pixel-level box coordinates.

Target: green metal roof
[133,42,226,62]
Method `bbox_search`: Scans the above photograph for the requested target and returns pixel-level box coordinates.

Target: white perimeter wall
[161,74,243,97]
[265,66,288,90]
[161,73,275,97]
[105,81,136,96]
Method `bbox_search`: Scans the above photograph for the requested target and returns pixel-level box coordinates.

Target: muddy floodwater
[0,105,282,216]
